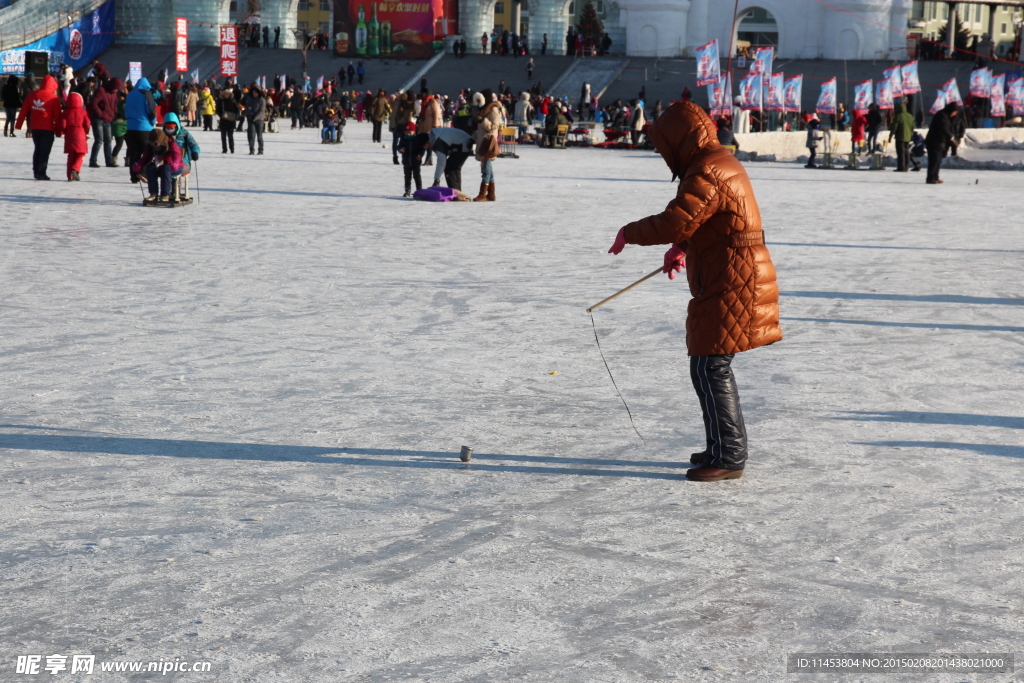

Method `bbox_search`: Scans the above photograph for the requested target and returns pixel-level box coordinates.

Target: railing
[0,0,108,51]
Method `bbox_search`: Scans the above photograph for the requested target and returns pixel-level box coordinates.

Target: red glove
[663,244,686,279]
[608,227,627,255]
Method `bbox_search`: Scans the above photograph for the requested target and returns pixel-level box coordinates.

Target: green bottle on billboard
[381,20,391,55]
[355,5,367,55]
[368,3,380,56]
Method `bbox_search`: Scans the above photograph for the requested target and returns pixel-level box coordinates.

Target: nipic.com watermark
[15,654,212,676]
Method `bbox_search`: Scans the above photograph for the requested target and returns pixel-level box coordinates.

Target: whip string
[589,310,646,444]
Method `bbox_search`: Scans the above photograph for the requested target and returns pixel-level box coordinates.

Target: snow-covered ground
[2,121,1023,682]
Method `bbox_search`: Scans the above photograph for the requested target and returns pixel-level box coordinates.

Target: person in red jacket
[851,110,867,154]
[87,77,119,167]
[15,74,63,180]
[61,92,91,181]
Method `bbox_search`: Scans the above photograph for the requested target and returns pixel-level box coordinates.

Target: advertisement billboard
[0,0,115,75]
[333,0,445,60]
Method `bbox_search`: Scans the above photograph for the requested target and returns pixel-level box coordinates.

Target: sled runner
[142,170,194,207]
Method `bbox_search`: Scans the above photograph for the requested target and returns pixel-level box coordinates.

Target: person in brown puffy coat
[609,101,782,482]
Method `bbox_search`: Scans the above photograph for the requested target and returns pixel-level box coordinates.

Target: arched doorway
[638,24,658,57]
[736,7,777,52]
[837,28,859,59]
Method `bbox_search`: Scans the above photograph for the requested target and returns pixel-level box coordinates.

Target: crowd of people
[2,48,1006,198]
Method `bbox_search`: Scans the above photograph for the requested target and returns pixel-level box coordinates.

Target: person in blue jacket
[125,77,156,183]
[160,112,199,200]
[161,112,200,168]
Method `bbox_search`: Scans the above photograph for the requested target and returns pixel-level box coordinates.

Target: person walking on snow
[61,92,91,181]
[888,101,915,172]
[607,101,782,482]
[15,74,63,180]
[925,101,958,184]
[243,84,266,155]
[87,77,119,167]
[123,76,156,183]
[472,89,502,201]
[805,116,823,168]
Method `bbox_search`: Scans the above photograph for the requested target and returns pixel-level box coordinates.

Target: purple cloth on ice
[413,186,458,202]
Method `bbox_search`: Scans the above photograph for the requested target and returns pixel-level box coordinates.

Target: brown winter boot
[685,466,743,482]
[486,182,496,201]
[473,182,488,202]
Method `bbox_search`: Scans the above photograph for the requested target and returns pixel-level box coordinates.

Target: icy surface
[1,123,1023,682]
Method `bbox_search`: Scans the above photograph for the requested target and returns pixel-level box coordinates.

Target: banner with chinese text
[695,40,720,87]
[707,72,731,116]
[900,61,920,94]
[175,18,188,72]
[751,47,773,85]
[990,73,1006,117]
[816,78,836,115]
[883,65,902,98]
[783,75,802,113]
[853,80,873,113]
[875,78,894,109]
[739,72,762,110]
[969,68,991,98]
[766,72,784,112]
[1008,77,1024,115]
[220,25,238,78]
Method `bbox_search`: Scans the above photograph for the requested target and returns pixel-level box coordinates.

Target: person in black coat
[924,102,958,184]
[716,119,739,150]
[216,89,241,153]
[3,75,23,137]
[866,103,883,153]
[949,107,966,156]
[398,123,428,197]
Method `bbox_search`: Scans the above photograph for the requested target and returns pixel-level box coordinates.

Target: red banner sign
[219,25,238,78]
[175,18,188,72]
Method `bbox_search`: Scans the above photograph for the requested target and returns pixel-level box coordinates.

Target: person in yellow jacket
[198,86,216,131]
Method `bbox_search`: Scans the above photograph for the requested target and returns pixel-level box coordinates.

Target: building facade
[461,0,1022,59]
[116,0,303,48]
[109,0,1024,58]
[296,0,332,37]
[911,1,1022,57]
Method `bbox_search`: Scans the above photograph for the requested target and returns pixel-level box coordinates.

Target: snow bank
[736,126,1024,161]
[1,125,1023,680]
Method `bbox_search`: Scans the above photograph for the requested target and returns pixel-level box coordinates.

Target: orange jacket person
[608,101,782,481]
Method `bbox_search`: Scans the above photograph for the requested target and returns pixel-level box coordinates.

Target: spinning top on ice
[459,446,473,462]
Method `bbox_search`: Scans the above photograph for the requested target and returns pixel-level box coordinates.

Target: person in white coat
[513,92,532,139]
[731,96,750,134]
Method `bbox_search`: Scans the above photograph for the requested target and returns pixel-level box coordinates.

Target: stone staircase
[93,43,426,93]
[548,57,628,102]
[415,54,574,98]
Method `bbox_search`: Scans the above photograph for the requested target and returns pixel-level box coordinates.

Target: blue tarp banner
[1,0,115,75]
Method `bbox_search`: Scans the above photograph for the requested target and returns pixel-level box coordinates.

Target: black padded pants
[689,354,747,470]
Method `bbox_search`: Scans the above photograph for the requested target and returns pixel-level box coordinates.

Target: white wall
[618,0,690,57]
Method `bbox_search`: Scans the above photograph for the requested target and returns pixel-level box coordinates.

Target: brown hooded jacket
[622,102,782,356]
